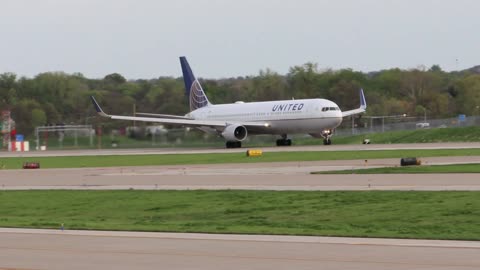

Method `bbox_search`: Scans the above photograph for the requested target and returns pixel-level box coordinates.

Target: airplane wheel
[226,141,242,148]
[276,139,292,146]
[323,139,332,145]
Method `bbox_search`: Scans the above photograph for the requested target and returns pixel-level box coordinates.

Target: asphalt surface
[1,156,480,191]
[1,143,479,270]
[1,228,479,270]
[2,142,480,157]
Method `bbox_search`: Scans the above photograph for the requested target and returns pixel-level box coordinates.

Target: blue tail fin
[180,56,211,111]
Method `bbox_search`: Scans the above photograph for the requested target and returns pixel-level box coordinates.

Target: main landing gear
[226,141,242,148]
[276,134,292,146]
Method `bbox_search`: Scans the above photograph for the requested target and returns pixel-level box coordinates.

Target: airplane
[90,56,367,148]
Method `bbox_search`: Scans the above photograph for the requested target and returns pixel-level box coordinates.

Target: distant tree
[11,99,42,135]
[327,78,362,110]
[104,73,127,84]
[253,68,287,101]
[454,75,480,115]
[31,108,47,127]
[0,72,17,89]
[372,68,403,97]
[429,64,443,73]
[398,69,443,114]
[6,88,18,106]
[118,82,141,97]
[43,102,61,124]
[0,72,17,106]
[287,62,320,99]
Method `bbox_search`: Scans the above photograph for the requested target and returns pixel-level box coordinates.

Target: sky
[0,0,479,79]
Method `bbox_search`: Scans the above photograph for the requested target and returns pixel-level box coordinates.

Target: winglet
[360,88,367,109]
[340,88,367,118]
[90,96,110,118]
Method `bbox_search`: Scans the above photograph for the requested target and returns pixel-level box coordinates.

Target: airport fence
[335,115,480,136]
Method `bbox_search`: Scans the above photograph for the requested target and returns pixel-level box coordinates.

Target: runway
[1,228,479,270]
[1,156,480,191]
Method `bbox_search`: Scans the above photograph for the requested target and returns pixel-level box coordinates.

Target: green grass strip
[0,190,478,240]
[332,126,480,144]
[314,163,480,174]
[2,148,480,169]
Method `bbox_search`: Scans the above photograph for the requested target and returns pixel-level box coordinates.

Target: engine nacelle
[221,124,248,142]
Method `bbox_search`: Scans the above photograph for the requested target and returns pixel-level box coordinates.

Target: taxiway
[1,228,479,270]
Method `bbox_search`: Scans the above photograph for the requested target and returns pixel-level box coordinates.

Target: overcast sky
[1,0,479,79]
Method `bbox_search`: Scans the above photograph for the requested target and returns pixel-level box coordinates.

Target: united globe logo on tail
[180,56,211,111]
[189,80,210,111]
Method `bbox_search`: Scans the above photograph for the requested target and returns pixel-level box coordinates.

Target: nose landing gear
[321,129,333,145]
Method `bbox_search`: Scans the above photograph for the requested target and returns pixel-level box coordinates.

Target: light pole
[475,106,479,124]
[423,107,427,123]
[351,115,355,135]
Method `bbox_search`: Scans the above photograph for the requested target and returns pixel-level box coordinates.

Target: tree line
[1,63,480,136]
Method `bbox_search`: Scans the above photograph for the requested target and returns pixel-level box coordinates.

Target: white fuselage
[187,98,343,135]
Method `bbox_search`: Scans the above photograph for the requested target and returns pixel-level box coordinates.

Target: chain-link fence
[336,115,480,136]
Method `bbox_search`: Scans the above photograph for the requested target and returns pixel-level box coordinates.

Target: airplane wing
[135,112,192,119]
[342,88,367,117]
[90,96,270,129]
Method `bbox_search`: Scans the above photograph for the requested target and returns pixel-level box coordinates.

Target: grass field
[332,126,480,144]
[313,163,480,174]
[2,148,480,170]
[0,190,478,240]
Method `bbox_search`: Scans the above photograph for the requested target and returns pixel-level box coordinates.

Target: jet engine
[221,124,248,141]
